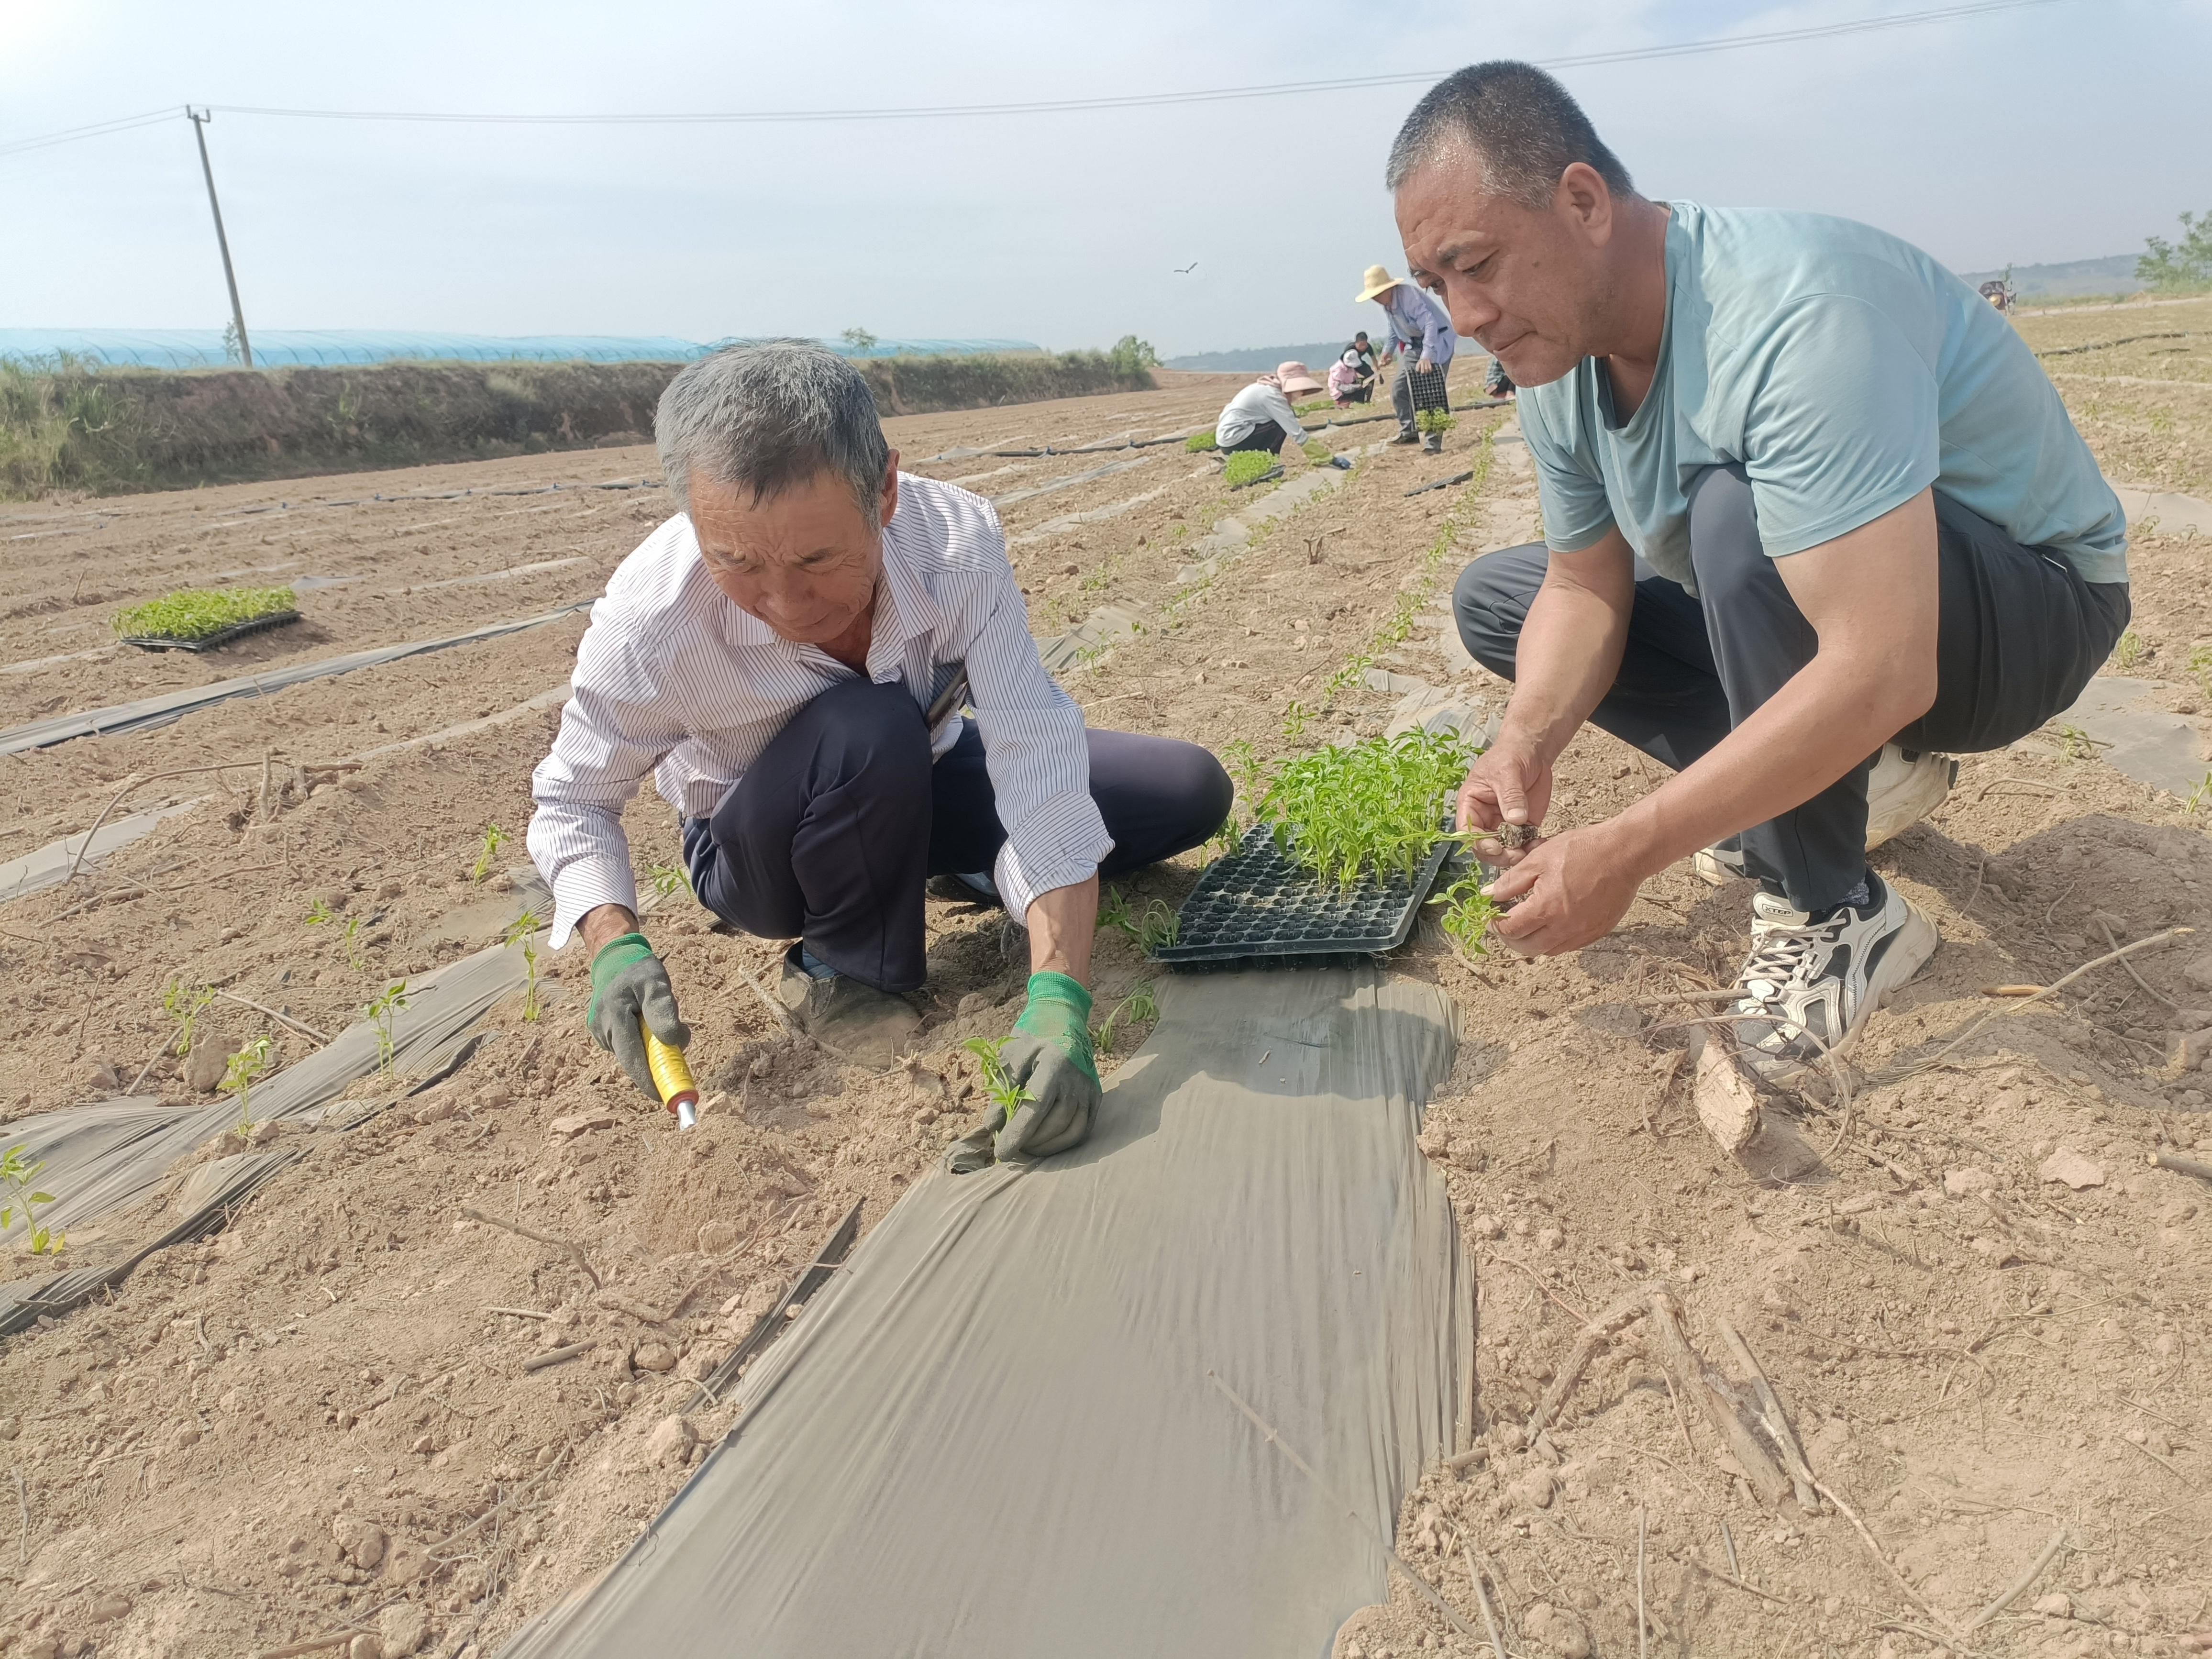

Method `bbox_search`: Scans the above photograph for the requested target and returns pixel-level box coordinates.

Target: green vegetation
[1094,982,1159,1052]
[471,824,509,884]
[1323,453,1493,703]
[647,862,693,899]
[839,326,879,354]
[1253,730,1472,887]
[962,1035,1035,1126]
[2138,209,2212,294]
[162,976,216,1058]
[1098,887,1181,953]
[2054,722,2104,761]
[112,585,295,643]
[368,981,411,1077]
[2187,774,2212,817]
[223,1036,274,1135]
[1428,874,1502,959]
[0,1145,63,1256]
[2112,629,2146,671]
[2190,643,2212,700]
[503,909,543,1023]
[1280,700,1311,742]
[1415,408,1458,436]
[1107,335,1161,375]
[1301,438,1332,464]
[1222,451,1278,488]
[1184,431,1219,452]
[307,902,367,971]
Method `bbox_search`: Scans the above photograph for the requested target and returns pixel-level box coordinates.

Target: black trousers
[682,677,1233,992]
[1221,419,1287,456]
[1393,362,1451,436]
[1453,466,2129,911]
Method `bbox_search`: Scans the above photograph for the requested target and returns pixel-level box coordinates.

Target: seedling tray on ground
[1153,823,1455,968]
[121,610,301,653]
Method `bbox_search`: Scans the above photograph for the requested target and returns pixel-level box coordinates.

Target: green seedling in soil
[2190,643,2212,701]
[1,1145,64,1256]
[112,584,296,642]
[162,976,216,1058]
[1222,451,1278,488]
[1429,874,1502,959]
[1292,398,1334,417]
[2112,629,2146,671]
[1098,886,1139,943]
[1280,701,1311,742]
[1140,900,1180,952]
[1093,981,1160,1053]
[2054,722,2104,760]
[223,1036,273,1136]
[502,909,544,1023]
[305,897,335,927]
[1415,408,1457,436]
[339,915,367,972]
[647,863,693,899]
[368,981,411,1077]
[961,1036,1035,1127]
[2188,773,2212,817]
[472,824,509,884]
[1254,730,1472,887]
[1184,431,1219,452]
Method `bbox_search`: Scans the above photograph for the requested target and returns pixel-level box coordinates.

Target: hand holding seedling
[1478,824,1644,958]
[1455,737,1553,863]
[962,973,1101,1167]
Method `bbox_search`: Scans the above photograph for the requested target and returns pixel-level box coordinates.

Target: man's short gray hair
[655,340,891,528]
[1385,61,1635,209]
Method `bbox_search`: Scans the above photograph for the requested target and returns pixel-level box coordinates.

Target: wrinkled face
[1394,148,1614,388]
[687,461,899,646]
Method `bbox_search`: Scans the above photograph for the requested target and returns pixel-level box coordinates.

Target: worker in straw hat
[1357,263,1459,451]
[1212,361,1326,456]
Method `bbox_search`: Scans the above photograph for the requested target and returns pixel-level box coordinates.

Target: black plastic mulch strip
[688,1200,864,1413]
[1154,824,1454,967]
[1403,470,1475,498]
[119,609,301,653]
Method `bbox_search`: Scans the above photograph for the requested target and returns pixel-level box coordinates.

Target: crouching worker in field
[1214,362,1325,455]
[527,342,1233,1164]
[1391,63,2128,1079]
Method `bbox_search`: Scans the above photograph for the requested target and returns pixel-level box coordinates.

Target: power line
[0,0,2100,158]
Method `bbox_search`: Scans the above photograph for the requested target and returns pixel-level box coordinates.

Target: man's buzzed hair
[1385,61,1636,208]
[656,340,892,528]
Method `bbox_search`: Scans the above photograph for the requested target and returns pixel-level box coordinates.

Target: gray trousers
[1453,465,2129,911]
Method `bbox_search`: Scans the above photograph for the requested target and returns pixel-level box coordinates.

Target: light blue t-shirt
[1517,201,2127,591]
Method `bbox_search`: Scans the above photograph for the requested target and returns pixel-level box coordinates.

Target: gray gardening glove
[586,932,689,1099]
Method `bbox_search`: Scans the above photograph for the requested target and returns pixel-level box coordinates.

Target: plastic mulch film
[499,965,1472,1659]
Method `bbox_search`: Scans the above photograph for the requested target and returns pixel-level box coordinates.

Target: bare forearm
[577,903,641,958]
[1025,874,1099,987]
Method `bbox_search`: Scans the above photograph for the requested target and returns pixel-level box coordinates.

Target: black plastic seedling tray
[121,610,301,653]
[1153,822,1456,968]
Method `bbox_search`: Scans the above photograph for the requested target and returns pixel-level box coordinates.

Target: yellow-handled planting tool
[641,1018,700,1129]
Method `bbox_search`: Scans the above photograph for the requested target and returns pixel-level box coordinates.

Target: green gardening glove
[995,971,1101,1162]
[586,933,688,1100]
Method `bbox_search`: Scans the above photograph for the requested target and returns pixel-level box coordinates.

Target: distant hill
[1164,341,1360,373]
[1957,253,2144,299]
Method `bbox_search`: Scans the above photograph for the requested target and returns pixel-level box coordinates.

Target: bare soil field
[1,343,2209,1659]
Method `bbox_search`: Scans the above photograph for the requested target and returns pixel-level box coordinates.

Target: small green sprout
[2111,629,2145,672]
[2190,643,2212,701]
[1093,981,1160,1053]
[162,976,216,1058]
[112,585,296,643]
[339,915,366,972]
[1222,451,1278,488]
[472,825,509,884]
[367,981,411,1077]
[2054,723,2104,761]
[647,863,693,899]
[1280,700,1311,742]
[1,1145,63,1256]
[962,1036,1034,1127]
[223,1036,273,1134]
[305,898,335,927]
[2187,773,2212,817]
[1138,900,1180,953]
[1183,431,1219,453]
[503,909,543,1023]
[1429,875,1501,959]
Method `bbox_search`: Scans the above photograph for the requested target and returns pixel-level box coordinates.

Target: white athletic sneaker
[1692,742,1958,885]
[1726,872,1937,1079]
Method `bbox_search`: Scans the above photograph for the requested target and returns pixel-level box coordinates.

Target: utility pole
[186,107,253,369]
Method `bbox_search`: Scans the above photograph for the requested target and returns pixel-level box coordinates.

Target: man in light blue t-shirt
[1386,62,2129,1078]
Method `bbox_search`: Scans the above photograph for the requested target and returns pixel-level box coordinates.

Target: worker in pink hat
[1213,360,1326,456]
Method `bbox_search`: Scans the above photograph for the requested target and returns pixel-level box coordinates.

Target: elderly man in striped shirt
[529,342,1231,1166]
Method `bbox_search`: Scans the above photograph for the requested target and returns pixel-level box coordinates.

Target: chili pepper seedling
[962,1036,1035,1128]
[1222,451,1278,488]
[368,981,410,1077]
[1183,431,1219,452]
[339,915,367,972]
[223,1036,273,1136]
[503,909,544,1023]
[305,898,334,927]
[1415,407,1457,436]
[647,863,692,899]
[1,1145,63,1256]
[1253,730,1472,888]
[112,585,296,643]
[1093,981,1159,1052]
[162,976,216,1058]
[472,825,509,884]
[1429,874,1502,959]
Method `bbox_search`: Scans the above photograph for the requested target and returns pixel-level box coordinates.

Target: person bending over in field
[528,342,1231,1162]
[1389,63,2127,1078]
[1214,361,1326,456]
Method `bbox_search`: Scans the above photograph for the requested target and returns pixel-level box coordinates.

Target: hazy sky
[4,0,2208,356]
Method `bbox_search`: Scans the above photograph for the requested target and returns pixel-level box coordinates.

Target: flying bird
[1174,261,1199,275]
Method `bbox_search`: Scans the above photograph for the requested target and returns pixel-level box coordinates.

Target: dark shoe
[1389,430,1421,445]
[1423,433,1444,454]
[777,945,921,1070]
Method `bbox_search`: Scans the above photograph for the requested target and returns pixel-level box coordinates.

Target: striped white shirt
[527,473,1110,949]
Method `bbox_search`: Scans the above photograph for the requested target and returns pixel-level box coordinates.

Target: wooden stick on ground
[462,1208,600,1289]
[253,1636,353,1659]
[1715,1318,1819,1511]
[1643,1291,1791,1507]
[2151,1151,2212,1183]
[1637,1504,1650,1659]
[1206,1370,1483,1646]
[521,1342,591,1373]
[1811,1477,1964,1644]
[1461,1545,1509,1659]
[211,988,330,1046]
[1965,1525,2071,1632]
[1523,1283,1658,1439]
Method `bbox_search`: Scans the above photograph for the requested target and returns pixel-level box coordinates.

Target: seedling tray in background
[121,610,301,653]
[1153,823,1454,968]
